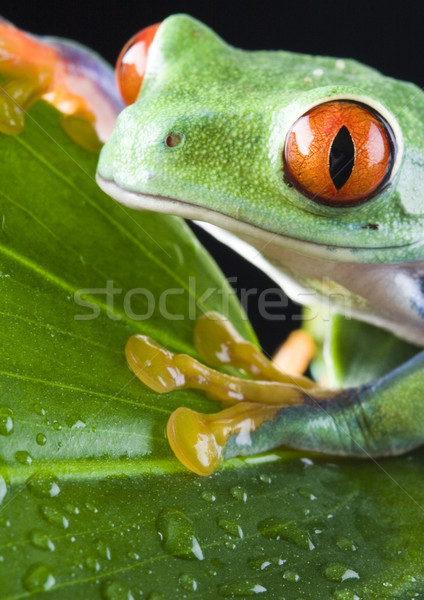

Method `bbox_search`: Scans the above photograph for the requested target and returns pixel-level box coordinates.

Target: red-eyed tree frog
[92,14,424,475]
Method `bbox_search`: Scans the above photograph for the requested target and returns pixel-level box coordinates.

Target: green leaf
[1,101,424,599]
[328,314,419,387]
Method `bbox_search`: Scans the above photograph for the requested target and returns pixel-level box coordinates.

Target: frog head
[97,14,424,267]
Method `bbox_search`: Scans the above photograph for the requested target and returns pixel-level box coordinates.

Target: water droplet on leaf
[96,540,112,560]
[64,503,79,515]
[156,507,204,560]
[218,580,267,596]
[15,450,33,465]
[85,556,100,571]
[36,433,47,445]
[332,591,361,600]
[283,570,300,582]
[230,486,247,502]
[40,505,69,529]
[324,563,359,582]
[259,474,272,484]
[33,404,46,416]
[0,405,14,436]
[0,475,7,505]
[336,536,357,551]
[201,491,216,503]
[28,473,60,498]
[298,487,317,500]
[29,530,55,552]
[218,518,243,538]
[179,573,198,592]
[100,579,135,600]
[258,517,310,550]
[248,558,273,571]
[22,562,55,592]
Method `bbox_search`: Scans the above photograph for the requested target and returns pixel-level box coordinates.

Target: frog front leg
[126,313,424,475]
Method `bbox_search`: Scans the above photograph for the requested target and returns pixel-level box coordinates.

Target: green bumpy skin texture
[98,14,424,263]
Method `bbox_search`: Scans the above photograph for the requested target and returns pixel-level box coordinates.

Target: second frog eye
[283,101,395,206]
[116,23,161,105]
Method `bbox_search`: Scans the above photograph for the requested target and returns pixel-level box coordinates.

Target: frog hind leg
[226,308,424,462]
[245,351,424,461]
[223,313,424,464]
[126,313,424,475]
[170,352,424,475]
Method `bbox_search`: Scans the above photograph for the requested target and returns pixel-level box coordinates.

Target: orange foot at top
[0,20,100,149]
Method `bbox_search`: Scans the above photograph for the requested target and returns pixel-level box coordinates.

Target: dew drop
[248,558,273,571]
[324,563,358,583]
[341,569,360,582]
[28,473,60,498]
[36,433,47,446]
[332,591,361,600]
[64,503,80,515]
[0,405,14,436]
[15,450,33,465]
[22,562,55,592]
[225,541,237,550]
[156,507,204,560]
[85,501,98,513]
[259,474,272,484]
[258,517,310,550]
[33,404,46,416]
[0,475,7,505]
[29,529,55,552]
[201,491,216,503]
[230,486,247,503]
[218,518,243,538]
[40,505,69,529]
[283,570,300,582]
[336,536,357,551]
[218,580,267,596]
[179,573,198,592]
[100,579,135,600]
[96,540,112,560]
[298,487,317,501]
[85,556,100,571]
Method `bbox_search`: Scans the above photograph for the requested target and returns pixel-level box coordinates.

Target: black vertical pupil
[329,126,355,190]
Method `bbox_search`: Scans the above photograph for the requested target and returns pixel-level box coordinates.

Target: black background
[2,0,423,355]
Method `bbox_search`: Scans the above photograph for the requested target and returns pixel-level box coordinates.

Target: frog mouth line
[96,176,416,262]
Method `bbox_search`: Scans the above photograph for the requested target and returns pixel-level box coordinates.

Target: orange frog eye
[115,23,161,105]
[283,100,396,206]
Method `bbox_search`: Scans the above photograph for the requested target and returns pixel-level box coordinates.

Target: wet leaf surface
[0,102,423,599]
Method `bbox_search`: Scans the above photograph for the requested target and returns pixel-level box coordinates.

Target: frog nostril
[164,133,183,148]
[329,126,355,190]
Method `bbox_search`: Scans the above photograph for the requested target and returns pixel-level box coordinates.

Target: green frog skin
[96,14,424,470]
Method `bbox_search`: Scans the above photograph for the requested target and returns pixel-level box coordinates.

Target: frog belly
[198,222,424,348]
